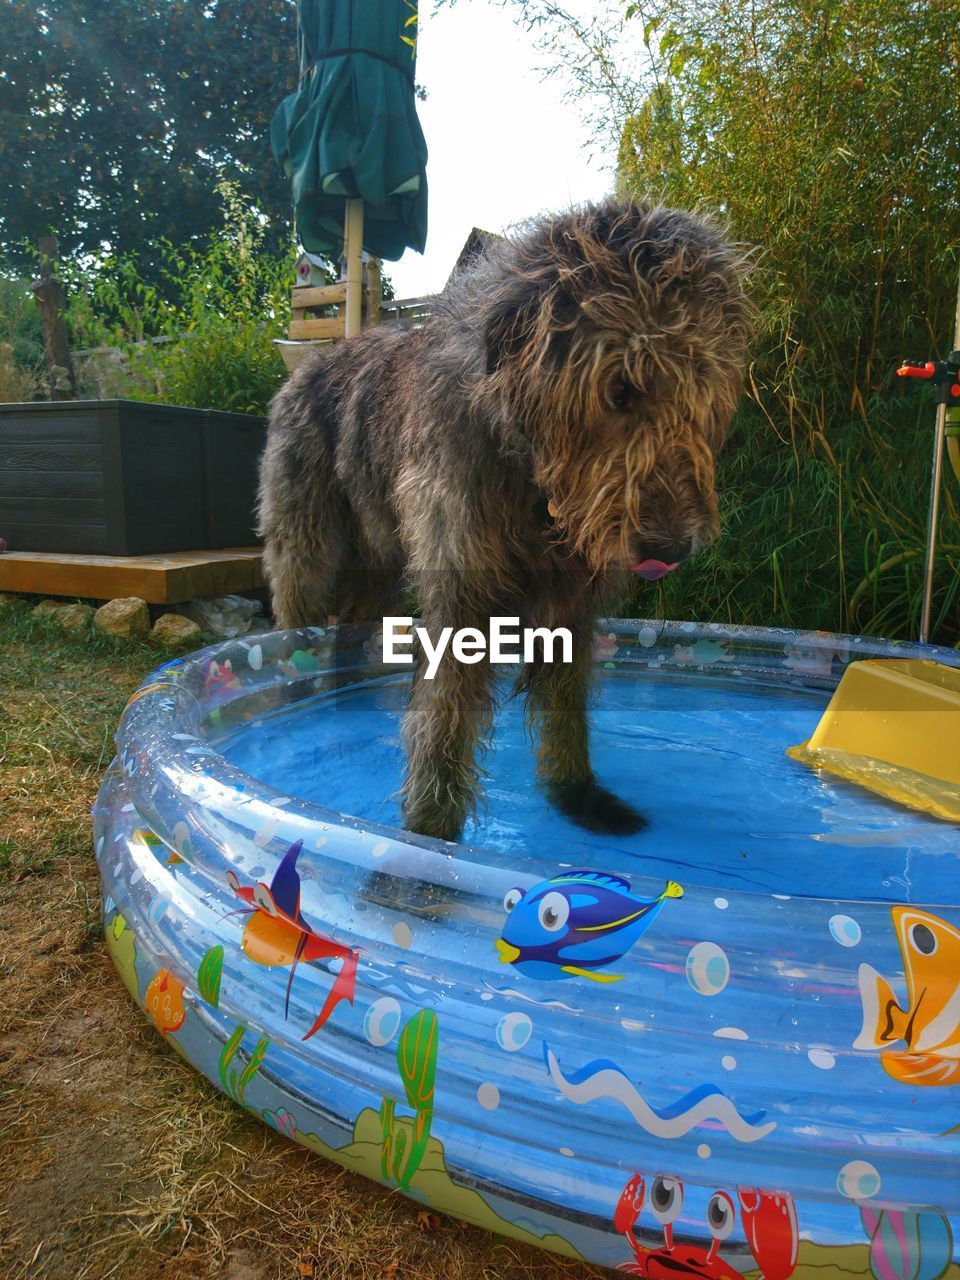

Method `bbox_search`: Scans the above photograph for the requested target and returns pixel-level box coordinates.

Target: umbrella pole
[344,198,364,338]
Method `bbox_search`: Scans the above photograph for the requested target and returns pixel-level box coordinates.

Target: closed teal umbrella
[271,0,428,263]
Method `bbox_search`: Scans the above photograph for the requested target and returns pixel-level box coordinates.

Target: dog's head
[473,199,754,577]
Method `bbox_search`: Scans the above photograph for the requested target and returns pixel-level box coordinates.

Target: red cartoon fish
[204,658,242,699]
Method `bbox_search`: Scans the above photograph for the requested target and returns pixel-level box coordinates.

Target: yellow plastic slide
[787,659,960,822]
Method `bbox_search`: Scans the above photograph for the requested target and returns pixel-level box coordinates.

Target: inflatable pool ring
[94,621,960,1275]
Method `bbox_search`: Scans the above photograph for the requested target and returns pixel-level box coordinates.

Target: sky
[386,2,618,299]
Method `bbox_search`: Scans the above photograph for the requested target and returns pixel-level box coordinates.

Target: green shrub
[128,315,287,416]
[0,341,37,403]
[0,276,42,398]
[64,181,303,415]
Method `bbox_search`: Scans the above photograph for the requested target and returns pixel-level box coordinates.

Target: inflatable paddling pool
[93,621,960,1278]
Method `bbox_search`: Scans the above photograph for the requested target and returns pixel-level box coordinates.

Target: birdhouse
[294,251,330,288]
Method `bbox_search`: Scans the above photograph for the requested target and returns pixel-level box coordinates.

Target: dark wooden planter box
[0,399,266,555]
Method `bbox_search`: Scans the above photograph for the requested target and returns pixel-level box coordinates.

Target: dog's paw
[547,779,647,835]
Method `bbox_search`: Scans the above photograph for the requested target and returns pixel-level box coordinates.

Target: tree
[0,0,299,267]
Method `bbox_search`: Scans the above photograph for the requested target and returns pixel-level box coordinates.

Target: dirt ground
[0,605,606,1280]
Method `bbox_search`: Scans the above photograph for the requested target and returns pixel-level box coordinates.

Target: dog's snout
[636,537,693,565]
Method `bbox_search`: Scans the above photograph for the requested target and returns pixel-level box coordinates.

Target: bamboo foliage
[482,0,959,637]
[613,0,960,641]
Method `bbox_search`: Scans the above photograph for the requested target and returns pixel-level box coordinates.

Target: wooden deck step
[0,548,264,605]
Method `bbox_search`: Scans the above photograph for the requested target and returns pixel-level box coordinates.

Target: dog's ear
[483,289,538,375]
[484,282,576,375]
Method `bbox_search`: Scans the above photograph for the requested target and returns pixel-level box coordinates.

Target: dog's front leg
[401,637,495,843]
[523,614,647,835]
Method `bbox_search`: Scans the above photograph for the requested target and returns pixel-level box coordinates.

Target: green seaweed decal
[219,1024,269,1107]
[380,1009,438,1190]
[379,1097,396,1181]
[197,944,224,1007]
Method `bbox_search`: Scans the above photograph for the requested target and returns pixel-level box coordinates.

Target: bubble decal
[147,896,167,927]
[837,1160,881,1200]
[496,1012,533,1053]
[364,997,402,1047]
[686,942,730,996]
[254,817,279,848]
[808,1048,836,1070]
[829,914,862,947]
[477,1082,500,1110]
[392,922,413,949]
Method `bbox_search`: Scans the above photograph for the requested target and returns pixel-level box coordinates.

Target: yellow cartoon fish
[854,907,960,1087]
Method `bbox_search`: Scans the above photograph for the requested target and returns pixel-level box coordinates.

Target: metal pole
[919,270,960,644]
[344,198,364,339]
[920,401,948,643]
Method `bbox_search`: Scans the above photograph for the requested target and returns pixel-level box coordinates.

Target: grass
[0,601,609,1280]
[640,397,960,646]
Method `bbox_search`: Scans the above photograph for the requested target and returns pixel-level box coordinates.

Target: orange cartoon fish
[226,839,358,1040]
[144,967,186,1037]
[854,907,960,1086]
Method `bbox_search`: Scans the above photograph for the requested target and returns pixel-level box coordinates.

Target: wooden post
[365,256,382,326]
[344,199,364,339]
[31,235,76,400]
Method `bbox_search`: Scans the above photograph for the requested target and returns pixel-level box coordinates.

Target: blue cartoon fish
[494,870,683,982]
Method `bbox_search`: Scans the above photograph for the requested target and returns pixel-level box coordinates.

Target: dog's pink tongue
[631,559,679,581]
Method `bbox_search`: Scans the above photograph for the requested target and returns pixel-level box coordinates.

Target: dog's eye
[607,378,636,412]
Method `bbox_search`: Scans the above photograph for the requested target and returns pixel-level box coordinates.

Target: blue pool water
[221,668,957,903]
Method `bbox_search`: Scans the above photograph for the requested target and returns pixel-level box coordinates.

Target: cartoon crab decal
[614,1173,798,1279]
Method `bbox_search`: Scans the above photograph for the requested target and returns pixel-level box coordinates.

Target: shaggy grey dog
[258,199,753,841]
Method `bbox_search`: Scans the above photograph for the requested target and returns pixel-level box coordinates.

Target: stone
[181,594,263,639]
[52,602,95,635]
[151,613,202,649]
[31,599,66,619]
[94,596,150,639]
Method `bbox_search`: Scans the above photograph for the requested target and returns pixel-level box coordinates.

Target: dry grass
[0,602,609,1280]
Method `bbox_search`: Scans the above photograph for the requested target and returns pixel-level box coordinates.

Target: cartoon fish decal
[854,907,960,1086]
[144,967,186,1037]
[204,658,241,699]
[226,839,359,1040]
[494,870,683,981]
